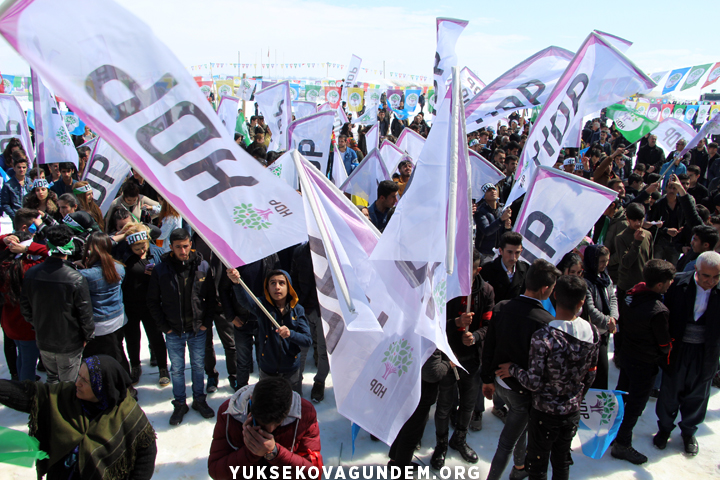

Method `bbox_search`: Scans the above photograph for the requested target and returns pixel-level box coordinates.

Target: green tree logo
[381,339,413,380]
[56,127,71,146]
[233,203,273,230]
[270,164,283,177]
[597,391,617,426]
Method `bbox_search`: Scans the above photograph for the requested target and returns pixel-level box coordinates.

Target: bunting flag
[460,66,485,105]
[0,0,307,268]
[508,32,655,207]
[217,95,239,137]
[701,62,720,89]
[347,87,364,112]
[514,166,617,265]
[287,110,335,175]
[325,86,341,109]
[352,104,378,125]
[681,63,713,91]
[464,46,574,132]
[387,89,403,110]
[659,104,674,122]
[468,150,505,200]
[292,101,317,120]
[696,104,711,124]
[672,104,686,120]
[592,30,633,53]
[366,88,381,107]
[289,83,300,101]
[646,103,661,121]
[330,144,348,187]
[267,150,299,190]
[340,149,391,204]
[651,118,696,155]
[662,67,691,95]
[634,101,649,116]
[305,85,322,104]
[396,128,425,163]
[0,94,34,161]
[606,104,659,144]
[82,138,132,214]
[432,18,468,109]
[255,80,292,151]
[577,389,625,459]
[404,89,422,113]
[649,71,668,85]
[680,112,720,157]
[341,54,362,101]
[365,122,379,152]
[238,78,256,101]
[31,70,77,167]
[62,111,86,136]
[215,79,234,98]
[684,105,699,125]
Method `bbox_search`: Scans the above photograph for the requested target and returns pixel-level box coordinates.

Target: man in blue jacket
[227,267,312,395]
[0,152,31,221]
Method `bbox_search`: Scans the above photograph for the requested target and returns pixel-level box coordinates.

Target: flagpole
[446,66,461,275]
[292,149,357,314]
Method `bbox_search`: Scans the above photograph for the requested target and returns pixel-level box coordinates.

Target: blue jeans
[15,340,39,382]
[165,330,206,404]
[486,382,531,480]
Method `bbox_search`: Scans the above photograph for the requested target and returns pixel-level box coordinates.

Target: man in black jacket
[20,225,94,384]
[612,259,675,465]
[654,251,720,456]
[481,232,528,303]
[636,134,665,173]
[147,228,216,425]
[482,259,560,480]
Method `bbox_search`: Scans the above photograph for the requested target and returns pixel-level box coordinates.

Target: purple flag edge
[0,93,35,162]
[29,70,46,165]
[681,111,720,156]
[286,109,335,155]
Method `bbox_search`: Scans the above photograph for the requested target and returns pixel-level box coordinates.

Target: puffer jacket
[233,270,312,374]
[473,199,508,255]
[510,320,600,415]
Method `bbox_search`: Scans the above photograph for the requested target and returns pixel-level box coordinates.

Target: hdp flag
[606,104,659,144]
[577,389,625,459]
[662,67,690,95]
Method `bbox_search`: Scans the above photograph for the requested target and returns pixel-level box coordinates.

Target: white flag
[334,106,348,139]
[238,78,256,101]
[217,95,239,137]
[397,128,426,163]
[292,101,317,120]
[255,80,292,151]
[681,112,720,157]
[0,0,307,267]
[508,32,655,206]
[352,104,378,126]
[696,105,711,125]
[514,166,616,265]
[31,70,77,167]
[341,54,362,101]
[433,18,468,109]
[330,144,348,188]
[340,149,390,204]
[0,94,34,162]
[460,66,485,105]
[652,118,697,155]
[81,138,132,214]
[365,122,380,152]
[592,30,633,53]
[469,150,505,200]
[380,139,411,174]
[464,46,574,132]
[288,110,334,174]
[267,150,299,191]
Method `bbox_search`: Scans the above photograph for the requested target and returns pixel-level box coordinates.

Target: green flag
[235,110,251,146]
[681,63,713,91]
[0,426,48,468]
[305,85,321,104]
[606,104,659,144]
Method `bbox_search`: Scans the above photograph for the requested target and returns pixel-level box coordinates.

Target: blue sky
[0,0,717,98]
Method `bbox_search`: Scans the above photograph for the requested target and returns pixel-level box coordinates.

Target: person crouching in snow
[208,376,322,479]
[227,268,312,394]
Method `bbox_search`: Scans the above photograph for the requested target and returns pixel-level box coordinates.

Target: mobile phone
[145,262,155,272]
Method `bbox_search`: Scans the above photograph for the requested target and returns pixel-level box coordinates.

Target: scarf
[29,355,155,480]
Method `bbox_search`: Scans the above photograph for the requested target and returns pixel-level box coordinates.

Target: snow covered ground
[2,334,719,479]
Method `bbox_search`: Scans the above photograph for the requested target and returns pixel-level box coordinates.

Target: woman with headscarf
[583,244,618,389]
[22,179,61,220]
[0,355,157,479]
[73,181,106,231]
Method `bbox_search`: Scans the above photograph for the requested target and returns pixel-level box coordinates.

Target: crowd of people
[0,92,719,480]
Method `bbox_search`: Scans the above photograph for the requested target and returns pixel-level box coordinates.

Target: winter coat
[422,349,453,383]
[473,200,508,255]
[583,246,618,334]
[480,256,528,303]
[233,270,312,374]
[509,320,600,415]
[446,275,495,367]
[208,384,322,480]
[614,227,653,292]
[619,283,671,366]
[0,176,31,219]
[219,254,280,332]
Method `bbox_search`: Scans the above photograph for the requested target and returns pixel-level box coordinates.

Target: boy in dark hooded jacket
[227,268,312,394]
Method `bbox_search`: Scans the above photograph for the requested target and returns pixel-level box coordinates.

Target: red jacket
[208,397,322,480]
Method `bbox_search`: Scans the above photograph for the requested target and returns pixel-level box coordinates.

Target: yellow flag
[347,87,364,112]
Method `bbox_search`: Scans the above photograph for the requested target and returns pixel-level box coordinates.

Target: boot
[449,429,478,463]
[206,375,219,394]
[430,435,448,470]
[169,400,189,425]
[611,442,648,464]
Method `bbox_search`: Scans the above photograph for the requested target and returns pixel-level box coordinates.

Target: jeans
[435,362,480,436]
[233,325,256,388]
[165,329,207,404]
[259,368,302,395]
[40,347,83,384]
[298,310,330,385]
[526,409,580,480]
[124,308,167,370]
[486,382,531,480]
[614,357,658,446]
[389,380,440,466]
[15,340,39,382]
[204,313,236,378]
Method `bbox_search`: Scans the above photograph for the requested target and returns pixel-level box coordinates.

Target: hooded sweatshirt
[233,270,312,374]
[620,282,671,366]
[509,320,600,415]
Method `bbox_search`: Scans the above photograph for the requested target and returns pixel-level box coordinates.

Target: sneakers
[653,430,670,450]
[611,443,648,464]
[169,401,189,425]
[130,365,142,385]
[192,399,215,418]
[682,435,699,456]
[491,406,508,424]
[206,375,219,394]
[158,368,170,387]
[469,410,483,431]
[311,382,325,403]
[509,466,529,480]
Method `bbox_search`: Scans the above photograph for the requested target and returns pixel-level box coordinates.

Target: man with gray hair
[636,134,665,174]
[654,251,720,456]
